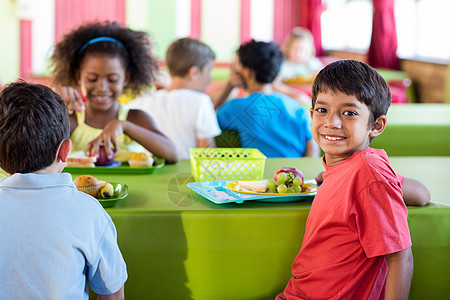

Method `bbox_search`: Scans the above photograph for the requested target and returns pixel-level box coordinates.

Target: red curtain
[368,0,399,69]
[305,0,325,57]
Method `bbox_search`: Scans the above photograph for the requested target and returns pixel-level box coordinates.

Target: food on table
[67,151,96,167]
[73,175,101,197]
[234,167,309,194]
[237,180,268,193]
[96,145,116,166]
[98,181,114,199]
[128,152,154,167]
[269,167,305,193]
[282,76,314,85]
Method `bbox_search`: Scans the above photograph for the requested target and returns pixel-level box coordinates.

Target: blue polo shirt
[217,92,313,157]
[0,172,127,299]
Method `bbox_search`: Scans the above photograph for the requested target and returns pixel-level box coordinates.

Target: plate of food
[282,75,315,85]
[186,167,318,204]
[73,175,128,208]
[65,151,164,174]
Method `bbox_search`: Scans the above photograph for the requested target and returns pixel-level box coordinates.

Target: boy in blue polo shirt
[0,82,127,299]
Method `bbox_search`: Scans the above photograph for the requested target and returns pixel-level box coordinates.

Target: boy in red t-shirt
[277,60,425,300]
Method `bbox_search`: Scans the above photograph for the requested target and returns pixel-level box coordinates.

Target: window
[321,0,450,62]
[396,0,450,61]
[321,0,372,52]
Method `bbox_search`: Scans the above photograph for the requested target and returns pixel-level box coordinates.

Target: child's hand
[54,86,85,114]
[87,120,123,158]
[315,171,325,185]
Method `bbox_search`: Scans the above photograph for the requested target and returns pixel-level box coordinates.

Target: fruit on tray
[267,167,305,193]
[98,181,114,199]
[96,145,116,166]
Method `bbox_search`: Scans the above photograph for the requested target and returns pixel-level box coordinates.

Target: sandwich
[237,180,268,193]
[66,151,96,167]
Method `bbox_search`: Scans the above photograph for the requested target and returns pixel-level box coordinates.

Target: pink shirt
[279,148,411,300]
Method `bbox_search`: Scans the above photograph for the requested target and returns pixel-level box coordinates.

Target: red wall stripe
[20,20,32,80]
[54,0,126,44]
[240,0,251,43]
[190,0,202,38]
[273,0,302,45]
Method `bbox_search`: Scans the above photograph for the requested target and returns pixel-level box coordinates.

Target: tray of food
[64,151,164,174]
[186,167,318,204]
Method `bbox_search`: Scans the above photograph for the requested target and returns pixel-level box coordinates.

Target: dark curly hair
[50,21,158,97]
[0,81,70,173]
[237,40,284,84]
[311,59,391,125]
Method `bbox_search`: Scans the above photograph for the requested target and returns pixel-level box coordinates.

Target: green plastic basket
[189,148,266,182]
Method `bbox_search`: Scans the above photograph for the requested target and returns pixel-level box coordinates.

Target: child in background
[279,27,324,80]
[273,27,324,105]
[216,40,320,158]
[51,21,178,164]
[277,60,421,299]
[127,38,221,159]
[0,82,127,298]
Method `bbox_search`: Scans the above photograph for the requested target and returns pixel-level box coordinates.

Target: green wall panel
[127,0,178,60]
[0,0,19,85]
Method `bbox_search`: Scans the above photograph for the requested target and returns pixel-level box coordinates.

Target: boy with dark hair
[0,82,127,299]
[128,37,221,159]
[216,40,319,158]
[277,60,417,299]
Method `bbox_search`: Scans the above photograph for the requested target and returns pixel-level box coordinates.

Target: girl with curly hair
[51,21,177,163]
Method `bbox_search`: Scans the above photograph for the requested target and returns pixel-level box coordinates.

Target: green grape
[293,185,302,193]
[277,184,287,193]
[266,179,276,190]
[293,176,303,186]
[286,188,295,193]
[267,188,276,193]
[276,172,288,185]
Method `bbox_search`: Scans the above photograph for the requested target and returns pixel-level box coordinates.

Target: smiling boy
[277,60,413,299]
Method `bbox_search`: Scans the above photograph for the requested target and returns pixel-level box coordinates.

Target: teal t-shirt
[217,92,313,157]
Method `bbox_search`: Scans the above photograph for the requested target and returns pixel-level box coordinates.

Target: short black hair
[166,38,215,77]
[0,82,70,173]
[238,40,284,84]
[311,59,391,124]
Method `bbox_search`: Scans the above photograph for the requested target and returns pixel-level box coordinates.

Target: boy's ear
[242,67,253,81]
[310,107,314,119]
[188,66,200,80]
[369,115,387,138]
[57,139,72,163]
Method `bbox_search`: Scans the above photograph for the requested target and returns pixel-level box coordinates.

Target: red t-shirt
[279,148,411,300]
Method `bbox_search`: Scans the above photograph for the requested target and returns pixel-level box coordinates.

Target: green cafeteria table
[370,103,450,156]
[2,157,448,299]
[58,156,449,299]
